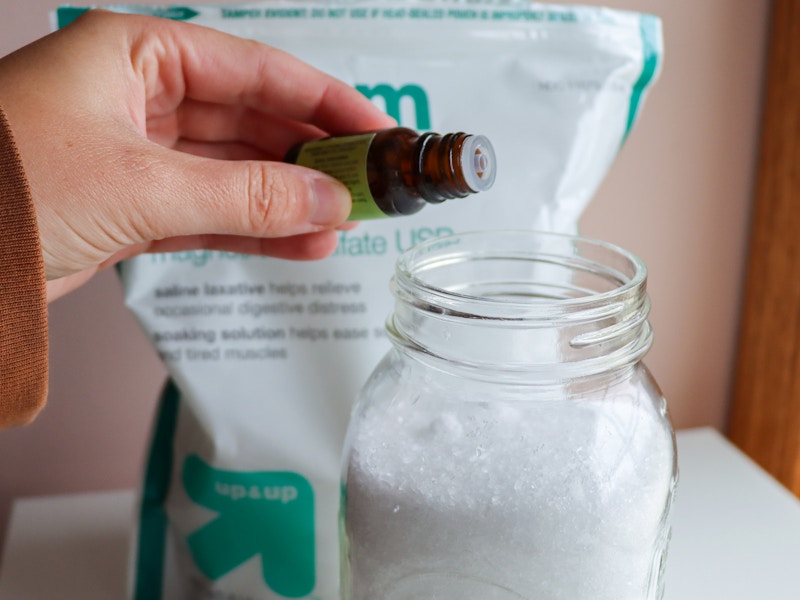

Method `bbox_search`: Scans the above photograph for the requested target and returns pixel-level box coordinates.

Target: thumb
[128,145,352,243]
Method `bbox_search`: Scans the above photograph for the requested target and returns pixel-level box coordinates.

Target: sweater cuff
[0,105,48,427]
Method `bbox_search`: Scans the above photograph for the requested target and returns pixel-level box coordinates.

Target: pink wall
[0,0,770,550]
[580,0,770,428]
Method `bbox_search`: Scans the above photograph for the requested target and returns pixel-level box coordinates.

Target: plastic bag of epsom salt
[54,3,662,598]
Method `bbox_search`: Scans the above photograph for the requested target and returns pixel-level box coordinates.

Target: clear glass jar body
[340,231,678,600]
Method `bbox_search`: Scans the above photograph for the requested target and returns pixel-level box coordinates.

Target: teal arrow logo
[182,455,315,597]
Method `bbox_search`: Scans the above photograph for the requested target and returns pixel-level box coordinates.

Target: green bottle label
[294,133,388,221]
[182,455,315,597]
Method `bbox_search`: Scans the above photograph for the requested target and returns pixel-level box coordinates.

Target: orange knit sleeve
[0,105,48,428]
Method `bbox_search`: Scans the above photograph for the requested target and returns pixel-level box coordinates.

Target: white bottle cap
[460,134,497,193]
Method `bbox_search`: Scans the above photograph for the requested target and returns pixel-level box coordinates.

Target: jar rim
[388,230,652,380]
[393,230,647,323]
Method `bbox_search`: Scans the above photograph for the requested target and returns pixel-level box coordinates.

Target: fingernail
[311,177,351,225]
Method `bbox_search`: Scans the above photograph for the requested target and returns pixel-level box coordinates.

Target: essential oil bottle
[284,127,496,221]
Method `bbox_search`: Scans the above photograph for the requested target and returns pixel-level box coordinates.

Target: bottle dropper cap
[460,134,497,193]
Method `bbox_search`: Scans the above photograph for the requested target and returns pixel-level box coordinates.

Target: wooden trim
[727,0,800,496]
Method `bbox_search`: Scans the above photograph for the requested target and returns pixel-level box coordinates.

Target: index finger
[125,13,395,134]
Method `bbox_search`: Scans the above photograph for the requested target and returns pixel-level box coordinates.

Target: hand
[0,10,394,301]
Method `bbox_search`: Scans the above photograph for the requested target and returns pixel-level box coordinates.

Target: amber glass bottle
[284,127,496,221]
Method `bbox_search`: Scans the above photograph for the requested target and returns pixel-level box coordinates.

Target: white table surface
[2,427,800,599]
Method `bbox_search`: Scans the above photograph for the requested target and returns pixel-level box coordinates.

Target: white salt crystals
[341,359,676,600]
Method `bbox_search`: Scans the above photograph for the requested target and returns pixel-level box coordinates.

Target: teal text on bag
[55,6,200,28]
[356,83,431,129]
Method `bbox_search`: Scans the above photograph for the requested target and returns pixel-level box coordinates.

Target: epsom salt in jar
[340,231,678,600]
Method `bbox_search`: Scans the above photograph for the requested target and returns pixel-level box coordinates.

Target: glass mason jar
[340,231,678,600]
